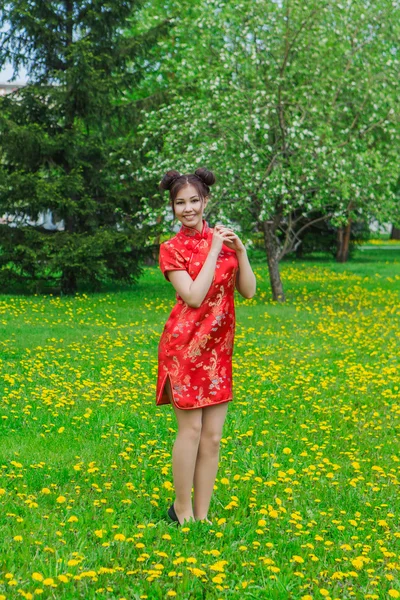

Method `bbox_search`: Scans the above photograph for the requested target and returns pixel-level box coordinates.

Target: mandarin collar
[178,219,210,240]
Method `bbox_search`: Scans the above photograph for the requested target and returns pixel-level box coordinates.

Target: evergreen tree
[0,1,170,294]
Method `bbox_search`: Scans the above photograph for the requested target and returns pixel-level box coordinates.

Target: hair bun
[194,168,216,187]
[159,170,181,191]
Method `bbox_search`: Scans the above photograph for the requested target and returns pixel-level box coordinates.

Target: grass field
[0,247,399,600]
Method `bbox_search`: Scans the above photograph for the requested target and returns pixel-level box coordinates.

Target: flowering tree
[130,0,400,300]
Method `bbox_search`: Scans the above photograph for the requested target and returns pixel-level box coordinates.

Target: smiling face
[172,184,209,232]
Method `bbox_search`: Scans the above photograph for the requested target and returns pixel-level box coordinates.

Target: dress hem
[157,397,233,410]
[156,372,233,410]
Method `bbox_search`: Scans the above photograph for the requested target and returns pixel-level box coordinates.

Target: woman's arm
[167,249,220,308]
[235,248,257,299]
[166,227,231,308]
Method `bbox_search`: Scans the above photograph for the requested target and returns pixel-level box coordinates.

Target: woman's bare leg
[193,401,229,522]
[165,377,202,525]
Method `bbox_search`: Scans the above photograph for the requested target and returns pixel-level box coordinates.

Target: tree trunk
[61,267,77,295]
[390,225,400,240]
[61,214,77,294]
[152,214,163,263]
[60,1,77,296]
[262,220,285,302]
[295,242,304,259]
[336,219,352,262]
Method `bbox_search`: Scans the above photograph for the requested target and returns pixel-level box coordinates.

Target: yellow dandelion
[378,519,388,527]
[94,529,105,538]
[191,568,206,577]
[56,496,66,503]
[340,544,352,551]
[388,592,400,599]
[32,573,44,582]
[351,558,364,570]
[283,447,292,454]
[292,555,304,564]
[209,560,228,572]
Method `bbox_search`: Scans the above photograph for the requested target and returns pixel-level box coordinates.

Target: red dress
[156,219,239,410]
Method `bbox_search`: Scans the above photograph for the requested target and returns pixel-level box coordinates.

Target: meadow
[0,246,399,600]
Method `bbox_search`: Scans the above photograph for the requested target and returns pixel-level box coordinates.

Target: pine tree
[0,1,170,294]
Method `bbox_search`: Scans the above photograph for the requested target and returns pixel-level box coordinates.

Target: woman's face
[172,184,208,231]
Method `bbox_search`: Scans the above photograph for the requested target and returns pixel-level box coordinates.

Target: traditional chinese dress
[156,219,239,410]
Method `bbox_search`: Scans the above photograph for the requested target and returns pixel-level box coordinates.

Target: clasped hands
[214,223,246,253]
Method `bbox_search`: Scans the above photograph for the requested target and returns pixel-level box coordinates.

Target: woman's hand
[213,224,246,253]
[210,224,235,254]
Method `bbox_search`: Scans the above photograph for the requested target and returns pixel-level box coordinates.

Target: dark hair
[159,168,216,216]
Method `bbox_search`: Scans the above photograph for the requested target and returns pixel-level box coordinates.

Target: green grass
[0,247,399,600]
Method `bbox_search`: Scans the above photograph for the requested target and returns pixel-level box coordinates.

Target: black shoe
[168,503,180,525]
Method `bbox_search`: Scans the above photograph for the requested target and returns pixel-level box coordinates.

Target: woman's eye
[176,199,199,205]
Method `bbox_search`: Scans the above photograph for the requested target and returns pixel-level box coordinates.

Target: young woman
[156,167,256,526]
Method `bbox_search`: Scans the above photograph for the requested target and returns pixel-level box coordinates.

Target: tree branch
[278,212,333,260]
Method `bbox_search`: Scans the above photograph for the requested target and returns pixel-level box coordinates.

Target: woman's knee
[180,422,202,443]
[198,430,221,453]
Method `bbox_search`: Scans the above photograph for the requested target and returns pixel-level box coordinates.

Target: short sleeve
[159,242,187,281]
